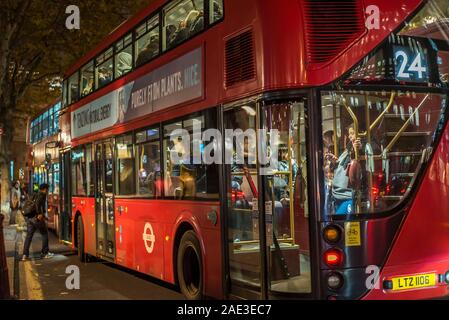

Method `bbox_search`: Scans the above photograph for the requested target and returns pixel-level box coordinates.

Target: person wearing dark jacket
[22,183,54,260]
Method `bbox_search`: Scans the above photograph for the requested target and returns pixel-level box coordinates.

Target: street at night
[1,0,449,316]
[5,222,183,300]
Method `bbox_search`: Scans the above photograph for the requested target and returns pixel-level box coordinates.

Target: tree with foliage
[0,0,151,209]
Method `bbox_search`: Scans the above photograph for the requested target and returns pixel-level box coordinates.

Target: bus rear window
[321,90,446,216]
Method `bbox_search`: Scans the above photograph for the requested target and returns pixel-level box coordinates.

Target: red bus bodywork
[61,0,449,299]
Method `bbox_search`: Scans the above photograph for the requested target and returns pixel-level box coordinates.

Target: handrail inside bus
[385,94,430,153]
[367,92,396,133]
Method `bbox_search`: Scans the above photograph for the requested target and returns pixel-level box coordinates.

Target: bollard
[0,214,10,299]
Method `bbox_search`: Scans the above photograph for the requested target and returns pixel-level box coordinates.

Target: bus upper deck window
[163,0,204,51]
[81,60,94,97]
[399,0,449,42]
[135,15,159,67]
[115,33,133,78]
[68,72,79,104]
[95,47,113,90]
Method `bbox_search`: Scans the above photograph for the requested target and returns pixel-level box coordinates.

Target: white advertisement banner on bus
[71,47,203,139]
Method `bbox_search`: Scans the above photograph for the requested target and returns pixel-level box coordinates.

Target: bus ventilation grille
[303,0,365,64]
[225,30,255,88]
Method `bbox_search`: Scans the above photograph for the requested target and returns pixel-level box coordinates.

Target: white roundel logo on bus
[142,222,155,254]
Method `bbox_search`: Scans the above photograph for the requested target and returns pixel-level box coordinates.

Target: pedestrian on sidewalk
[9,181,21,225]
[21,183,54,261]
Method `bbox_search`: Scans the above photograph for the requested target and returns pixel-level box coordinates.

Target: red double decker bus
[58,0,449,299]
[28,101,62,233]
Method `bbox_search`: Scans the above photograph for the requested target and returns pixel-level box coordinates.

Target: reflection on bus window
[399,0,449,41]
[136,128,162,197]
[71,148,87,196]
[321,90,446,216]
[209,0,223,24]
[438,51,449,83]
[81,60,94,97]
[86,144,94,196]
[105,143,114,193]
[116,134,135,195]
[163,0,204,50]
[263,101,311,294]
[135,16,159,67]
[163,110,218,200]
[53,163,60,195]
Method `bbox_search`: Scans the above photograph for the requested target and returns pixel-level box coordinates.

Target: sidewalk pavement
[2,210,69,299]
[18,225,70,300]
[2,209,26,299]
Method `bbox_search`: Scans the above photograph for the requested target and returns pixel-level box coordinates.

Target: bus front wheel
[177,231,203,300]
[77,216,86,262]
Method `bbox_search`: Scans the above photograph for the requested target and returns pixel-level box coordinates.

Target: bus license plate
[391,273,436,291]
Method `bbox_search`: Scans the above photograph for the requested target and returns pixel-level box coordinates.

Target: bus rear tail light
[324,248,343,267]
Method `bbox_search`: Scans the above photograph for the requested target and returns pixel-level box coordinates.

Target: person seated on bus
[325,123,362,215]
[82,78,93,96]
[136,34,159,66]
[165,24,177,49]
[98,67,112,87]
[189,11,204,35]
[172,10,201,47]
[116,51,132,77]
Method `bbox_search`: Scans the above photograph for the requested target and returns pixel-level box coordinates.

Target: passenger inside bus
[173,10,200,46]
[115,51,132,77]
[166,8,203,49]
[136,34,159,66]
[82,78,93,96]
[324,123,362,215]
[98,67,113,87]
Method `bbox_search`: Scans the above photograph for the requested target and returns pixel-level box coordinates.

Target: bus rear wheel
[177,231,203,300]
[77,216,86,262]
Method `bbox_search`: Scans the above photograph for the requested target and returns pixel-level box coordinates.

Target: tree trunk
[0,163,10,217]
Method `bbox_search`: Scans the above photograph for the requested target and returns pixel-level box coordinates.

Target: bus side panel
[115,199,165,279]
[363,122,449,300]
[72,196,96,256]
[114,198,135,269]
[113,199,222,298]
[83,197,96,256]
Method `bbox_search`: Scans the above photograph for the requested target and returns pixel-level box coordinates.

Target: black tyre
[77,216,86,262]
[177,231,203,300]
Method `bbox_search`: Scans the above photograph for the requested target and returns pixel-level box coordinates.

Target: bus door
[223,99,312,299]
[59,150,72,243]
[95,140,116,259]
[224,103,263,299]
